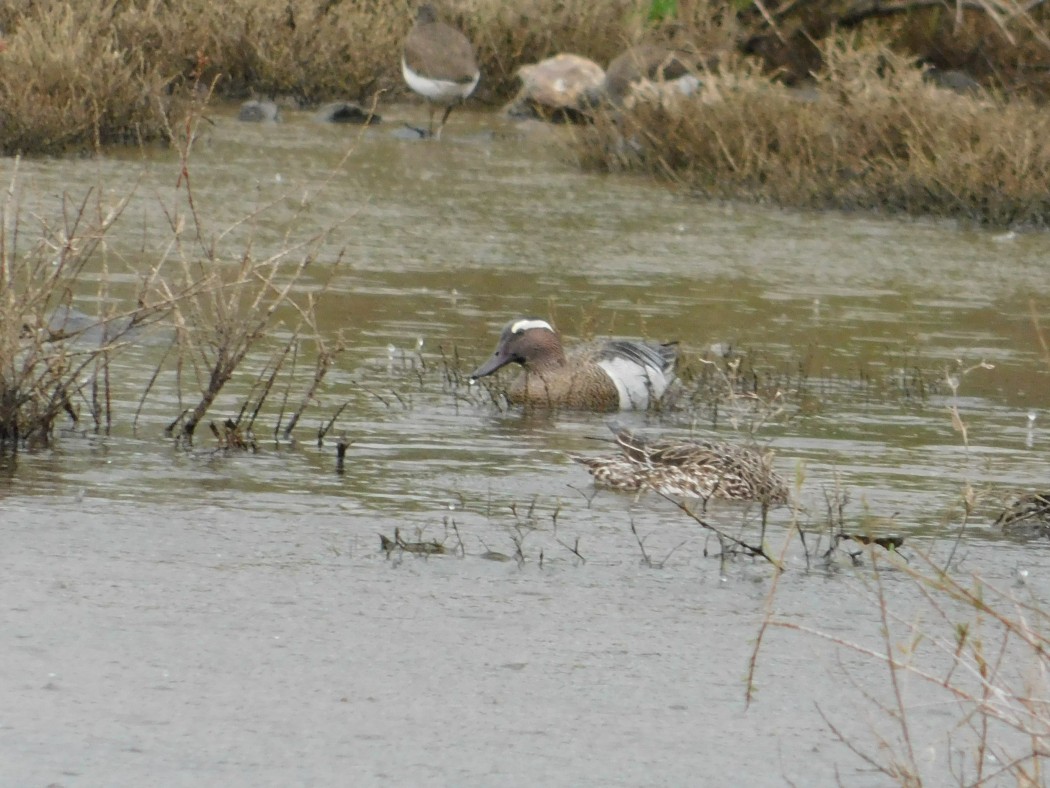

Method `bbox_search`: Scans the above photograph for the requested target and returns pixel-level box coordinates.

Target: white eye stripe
[509,318,554,334]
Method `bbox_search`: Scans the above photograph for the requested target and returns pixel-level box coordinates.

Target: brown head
[469,319,566,380]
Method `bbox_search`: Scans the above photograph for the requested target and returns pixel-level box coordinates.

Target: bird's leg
[436,103,457,139]
[427,103,437,138]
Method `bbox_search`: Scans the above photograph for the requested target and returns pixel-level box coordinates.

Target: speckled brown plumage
[571,425,789,504]
[995,493,1050,538]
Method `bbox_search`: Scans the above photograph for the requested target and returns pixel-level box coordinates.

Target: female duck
[469,318,678,411]
[995,492,1050,538]
[572,424,789,504]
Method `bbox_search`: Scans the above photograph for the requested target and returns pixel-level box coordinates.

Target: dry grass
[0,1,190,154]
[0,92,355,452]
[740,332,1049,785]
[0,1,1045,157]
[574,39,1050,227]
[751,539,1050,785]
[0,160,176,448]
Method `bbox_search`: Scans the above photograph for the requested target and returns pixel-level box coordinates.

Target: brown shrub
[0,165,171,448]
[0,1,186,155]
[0,0,1046,164]
[574,40,1050,227]
[111,0,409,104]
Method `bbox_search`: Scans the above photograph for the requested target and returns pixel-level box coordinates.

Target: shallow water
[2,104,1050,786]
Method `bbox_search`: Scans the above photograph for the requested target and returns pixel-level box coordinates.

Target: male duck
[469,318,678,411]
[571,424,789,504]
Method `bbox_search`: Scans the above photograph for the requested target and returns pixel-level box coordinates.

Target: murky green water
[2,103,1049,786]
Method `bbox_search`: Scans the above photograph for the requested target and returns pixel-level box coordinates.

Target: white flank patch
[510,318,554,334]
[597,356,671,410]
[402,59,479,104]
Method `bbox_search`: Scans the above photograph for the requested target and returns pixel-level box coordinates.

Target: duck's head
[469,318,562,380]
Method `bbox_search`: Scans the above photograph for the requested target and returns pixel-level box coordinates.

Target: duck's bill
[469,350,513,381]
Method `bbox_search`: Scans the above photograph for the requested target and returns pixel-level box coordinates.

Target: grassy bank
[574,41,1050,227]
[0,2,1048,225]
[0,0,656,155]
[1,1,1048,155]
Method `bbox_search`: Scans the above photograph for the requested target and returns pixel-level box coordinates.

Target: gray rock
[315,102,382,125]
[237,100,281,123]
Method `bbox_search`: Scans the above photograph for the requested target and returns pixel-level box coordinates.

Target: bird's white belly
[402,59,479,105]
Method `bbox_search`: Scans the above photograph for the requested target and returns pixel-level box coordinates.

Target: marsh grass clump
[123,0,409,105]
[575,40,1050,227]
[1,0,1048,161]
[161,251,320,442]
[0,0,389,154]
[674,346,788,429]
[0,166,175,451]
[0,0,1048,161]
[677,345,950,427]
[0,2,193,155]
